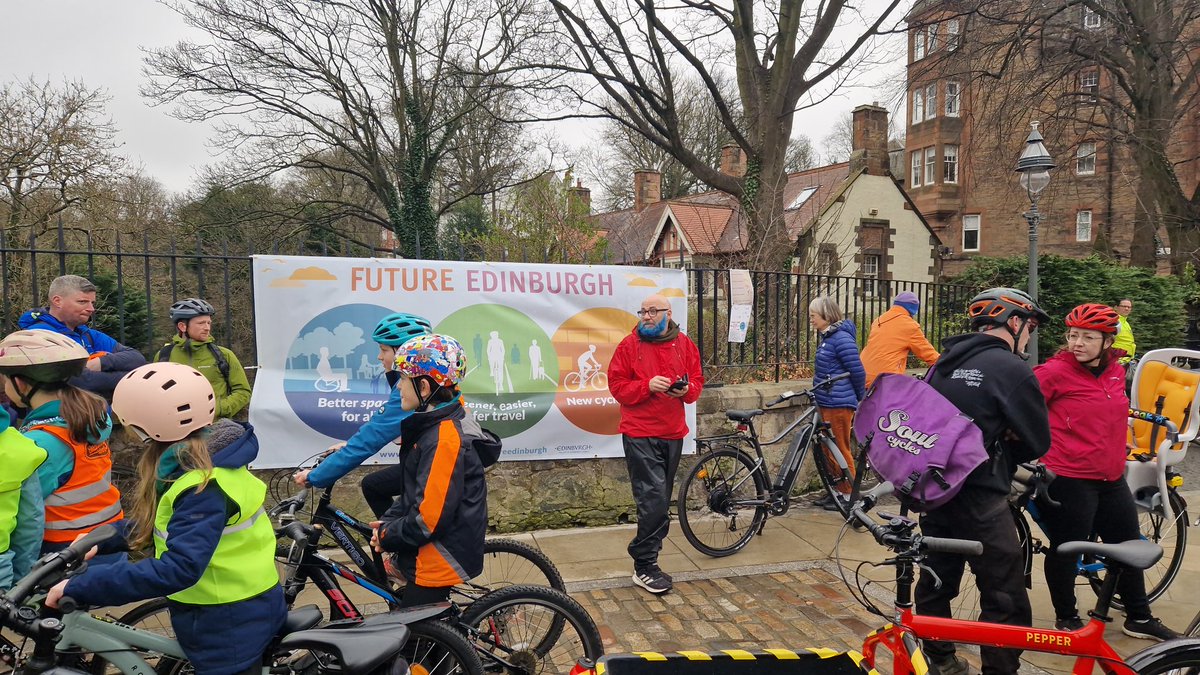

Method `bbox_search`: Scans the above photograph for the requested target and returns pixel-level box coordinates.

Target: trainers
[823,495,849,512]
[1123,617,1181,642]
[645,564,673,583]
[632,568,672,594]
[928,654,970,675]
[813,494,834,508]
[1055,616,1085,631]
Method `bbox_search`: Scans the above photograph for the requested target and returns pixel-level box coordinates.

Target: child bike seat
[1057,539,1162,571]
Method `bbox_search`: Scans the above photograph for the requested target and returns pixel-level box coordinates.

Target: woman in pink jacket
[1033,304,1178,641]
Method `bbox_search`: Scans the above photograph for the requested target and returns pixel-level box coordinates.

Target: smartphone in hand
[668,373,689,391]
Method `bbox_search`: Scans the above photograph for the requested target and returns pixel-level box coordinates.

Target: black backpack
[157,341,233,391]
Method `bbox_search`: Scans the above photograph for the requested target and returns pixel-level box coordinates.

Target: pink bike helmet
[113,362,216,442]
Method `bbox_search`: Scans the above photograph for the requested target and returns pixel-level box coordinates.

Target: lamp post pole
[1014,121,1055,363]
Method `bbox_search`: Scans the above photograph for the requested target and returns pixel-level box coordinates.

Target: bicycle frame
[57,610,187,674]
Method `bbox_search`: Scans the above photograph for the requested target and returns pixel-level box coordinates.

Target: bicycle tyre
[456,539,564,600]
[1124,636,1200,675]
[459,585,603,674]
[406,618,485,675]
[811,434,852,518]
[592,372,608,391]
[1088,488,1187,609]
[676,445,768,557]
[563,373,582,392]
[94,597,190,675]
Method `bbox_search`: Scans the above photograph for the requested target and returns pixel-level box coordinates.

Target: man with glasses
[18,275,147,399]
[915,287,1052,675]
[607,293,703,594]
[1112,298,1136,364]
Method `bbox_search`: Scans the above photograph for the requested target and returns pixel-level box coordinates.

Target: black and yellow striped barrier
[596,648,880,675]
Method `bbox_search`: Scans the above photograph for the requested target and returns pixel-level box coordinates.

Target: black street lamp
[1014,121,1055,361]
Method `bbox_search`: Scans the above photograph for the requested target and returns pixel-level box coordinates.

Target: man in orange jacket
[861,291,939,388]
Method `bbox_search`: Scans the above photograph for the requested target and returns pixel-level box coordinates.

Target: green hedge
[949,255,1194,359]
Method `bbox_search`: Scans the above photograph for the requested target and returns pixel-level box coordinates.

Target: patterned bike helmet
[169,298,215,322]
[0,330,90,383]
[394,334,467,388]
[372,312,433,346]
[113,362,216,442]
[967,287,1051,329]
[1065,303,1120,334]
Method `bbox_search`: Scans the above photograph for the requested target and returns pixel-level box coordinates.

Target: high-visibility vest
[28,425,123,544]
[153,466,279,605]
[0,428,47,553]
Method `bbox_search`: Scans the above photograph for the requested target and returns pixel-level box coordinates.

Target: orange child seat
[28,424,124,544]
[1125,349,1200,523]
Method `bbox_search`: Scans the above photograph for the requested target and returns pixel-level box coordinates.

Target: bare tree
[144,0,556,259]
[0,79,124,234]
[545,0,904,269]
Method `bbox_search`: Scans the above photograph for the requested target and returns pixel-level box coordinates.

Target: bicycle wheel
[460,585,603,675]
[676,446,768,557]
[591,372,608,391]
[811,434,853,518]
[563,373,582,392]
[1124,636,1200,675]
[406,619,485,675]
[1089,488,1188,609]
[457,539,565,600]
[93,597,191,675]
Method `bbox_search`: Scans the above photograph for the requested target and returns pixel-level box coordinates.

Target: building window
[787,186,818,210]
[1076,210,1093,242]
[1080,70,1099,102]
[927,24,939,52]
[946,18,961,50]
[925,83,937,120]
[924,147,936,185]
[862,254,881,296]
[945,81,960,117]
[943,144,959,184]
[1083,6,1101,29]
[911,151,923,187]
[962,215,980,252]
[912,89,925,124]
[1077,142,1097,175]
[914,30,926,61]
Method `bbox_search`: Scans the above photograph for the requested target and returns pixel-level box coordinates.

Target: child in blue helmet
[294,312,431,515]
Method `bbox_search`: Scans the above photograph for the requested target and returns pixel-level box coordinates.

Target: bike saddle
[279,604,324,637]
[279,622,411,673]
[360,602,454,626]
[725,409,764,422]
[1057,539,1163,570]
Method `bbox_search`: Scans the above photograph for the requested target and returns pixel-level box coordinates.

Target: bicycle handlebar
[1129,408,1178,435]
[269,491,309,520]
[4,524,117,606]
[766,372,852,407]
[850,507,983,557]
[1013,462,1061,508]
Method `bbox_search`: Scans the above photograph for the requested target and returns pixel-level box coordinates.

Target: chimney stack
[568,178,592,213]
[633,170,662,212]
[849,104,890,176]
[719,143,746,177]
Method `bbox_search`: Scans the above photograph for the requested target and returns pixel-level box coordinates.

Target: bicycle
[0,525,414,675]
[588,508,1200,675]
[117,491,601,675]
[563,369,607,393]
[947,411,1186,620]
[676,372,877,556]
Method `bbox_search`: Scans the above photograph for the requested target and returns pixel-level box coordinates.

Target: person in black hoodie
[917,287,1052,675]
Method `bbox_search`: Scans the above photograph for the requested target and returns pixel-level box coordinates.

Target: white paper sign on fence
[728,269,753,343]
[247,256,693,468]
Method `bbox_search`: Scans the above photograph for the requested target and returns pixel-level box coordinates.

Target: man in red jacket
[607,293,704,594]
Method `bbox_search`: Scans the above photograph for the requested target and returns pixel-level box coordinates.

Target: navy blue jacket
[18,309,147,398]
[813,320,866,409]
[65,421,285,675]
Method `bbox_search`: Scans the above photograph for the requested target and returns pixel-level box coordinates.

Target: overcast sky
[1,1,905,198]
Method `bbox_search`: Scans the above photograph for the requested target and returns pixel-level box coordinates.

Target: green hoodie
[0,406,47,590]
[160,335,253,419]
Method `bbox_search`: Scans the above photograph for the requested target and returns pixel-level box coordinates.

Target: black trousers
[399,583,452,608]
[915,488,1031,675]
[1038,475,1152,621]
[362,463,408,517]
[622,436,683,571]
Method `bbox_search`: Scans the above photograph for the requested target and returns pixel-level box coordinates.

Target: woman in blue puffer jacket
[809,296,866,509]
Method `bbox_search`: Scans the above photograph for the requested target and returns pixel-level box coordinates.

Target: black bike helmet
[169,298,215,323]
[967,287,1050,330]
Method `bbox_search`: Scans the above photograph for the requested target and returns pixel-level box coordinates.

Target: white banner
[247,256,693,468]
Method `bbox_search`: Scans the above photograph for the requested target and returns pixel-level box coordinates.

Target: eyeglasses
[1066,331,1102,343]
[1026,320,1038,334]
[636,307,670,318]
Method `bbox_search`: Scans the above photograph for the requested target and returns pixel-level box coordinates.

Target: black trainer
[646,564,673,583]
[632,568,672,594]
[929,654,969,675]
[1055,616,1085,631]
[813,494,834,508]
[1123,617,1181,642]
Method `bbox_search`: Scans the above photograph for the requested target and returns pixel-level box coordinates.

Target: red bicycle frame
[862,609,1133,675]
